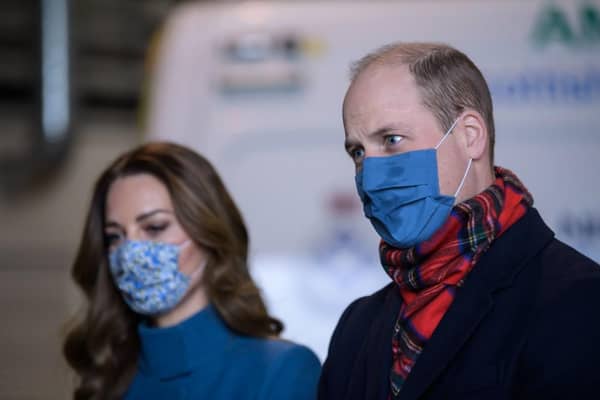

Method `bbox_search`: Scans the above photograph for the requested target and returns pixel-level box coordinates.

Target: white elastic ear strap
[188,260,206,281]
[454,158,473,198]
[435,118,459,150]
[179,240,207,280]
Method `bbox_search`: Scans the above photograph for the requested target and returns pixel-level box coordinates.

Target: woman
[63,142,321,399]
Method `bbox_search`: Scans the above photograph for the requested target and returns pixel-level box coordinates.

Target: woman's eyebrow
[135,209,173,223]
[104,221,122,230]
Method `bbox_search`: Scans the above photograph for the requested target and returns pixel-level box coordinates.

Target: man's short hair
[350,42,495,164]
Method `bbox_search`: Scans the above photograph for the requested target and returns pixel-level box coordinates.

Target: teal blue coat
[125,305,321,399]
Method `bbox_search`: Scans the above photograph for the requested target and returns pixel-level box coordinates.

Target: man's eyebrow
[345,122,412,151]
[344,137,359,153]
[367,123,412,138]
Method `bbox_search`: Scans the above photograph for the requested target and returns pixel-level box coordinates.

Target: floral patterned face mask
[108,240,199,316]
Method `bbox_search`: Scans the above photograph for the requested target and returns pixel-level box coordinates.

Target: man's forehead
[344,65,415,113]
[348,62,412,94]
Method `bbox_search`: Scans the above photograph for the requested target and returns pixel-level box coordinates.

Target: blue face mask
[355,119,472,248]
[108,240,201,316]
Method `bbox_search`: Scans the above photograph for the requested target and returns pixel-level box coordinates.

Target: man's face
[343,64,471,200]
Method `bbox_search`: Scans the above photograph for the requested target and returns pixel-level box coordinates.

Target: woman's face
[104,173,205,278]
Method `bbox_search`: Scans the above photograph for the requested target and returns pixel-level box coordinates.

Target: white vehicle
[145,0,600,359]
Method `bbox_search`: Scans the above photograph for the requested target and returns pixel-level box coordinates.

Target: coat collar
[398,207,554,400]
[137,304,232,380]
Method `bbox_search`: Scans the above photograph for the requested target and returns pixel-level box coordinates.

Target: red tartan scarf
[380,167,533,397]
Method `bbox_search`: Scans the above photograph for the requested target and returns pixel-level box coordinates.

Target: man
[318,42,600,400]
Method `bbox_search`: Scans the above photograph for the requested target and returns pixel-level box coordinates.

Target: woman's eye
[104,233,122,248]
[384,135,403,146]
[145,223,169,235]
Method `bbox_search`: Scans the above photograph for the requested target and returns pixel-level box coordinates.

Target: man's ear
[460,109,488,161]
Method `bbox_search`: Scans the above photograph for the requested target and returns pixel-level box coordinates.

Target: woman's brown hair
[63,142,283,399]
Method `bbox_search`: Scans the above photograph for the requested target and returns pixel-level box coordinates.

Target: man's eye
[384,135,403,146]
[350,148,365,161]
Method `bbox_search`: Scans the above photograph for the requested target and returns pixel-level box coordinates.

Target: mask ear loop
[435,118,459,150]
[434,118,472,199]
[177,239,207,281]
[454,158,472,198]
[188,259,207,281]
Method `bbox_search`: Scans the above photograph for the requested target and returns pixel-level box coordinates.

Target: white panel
[146,0,600,359]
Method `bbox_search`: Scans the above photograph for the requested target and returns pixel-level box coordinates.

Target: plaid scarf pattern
[381,167,533,397]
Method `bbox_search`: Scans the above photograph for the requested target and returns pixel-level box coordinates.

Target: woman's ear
[460,109,489,161]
